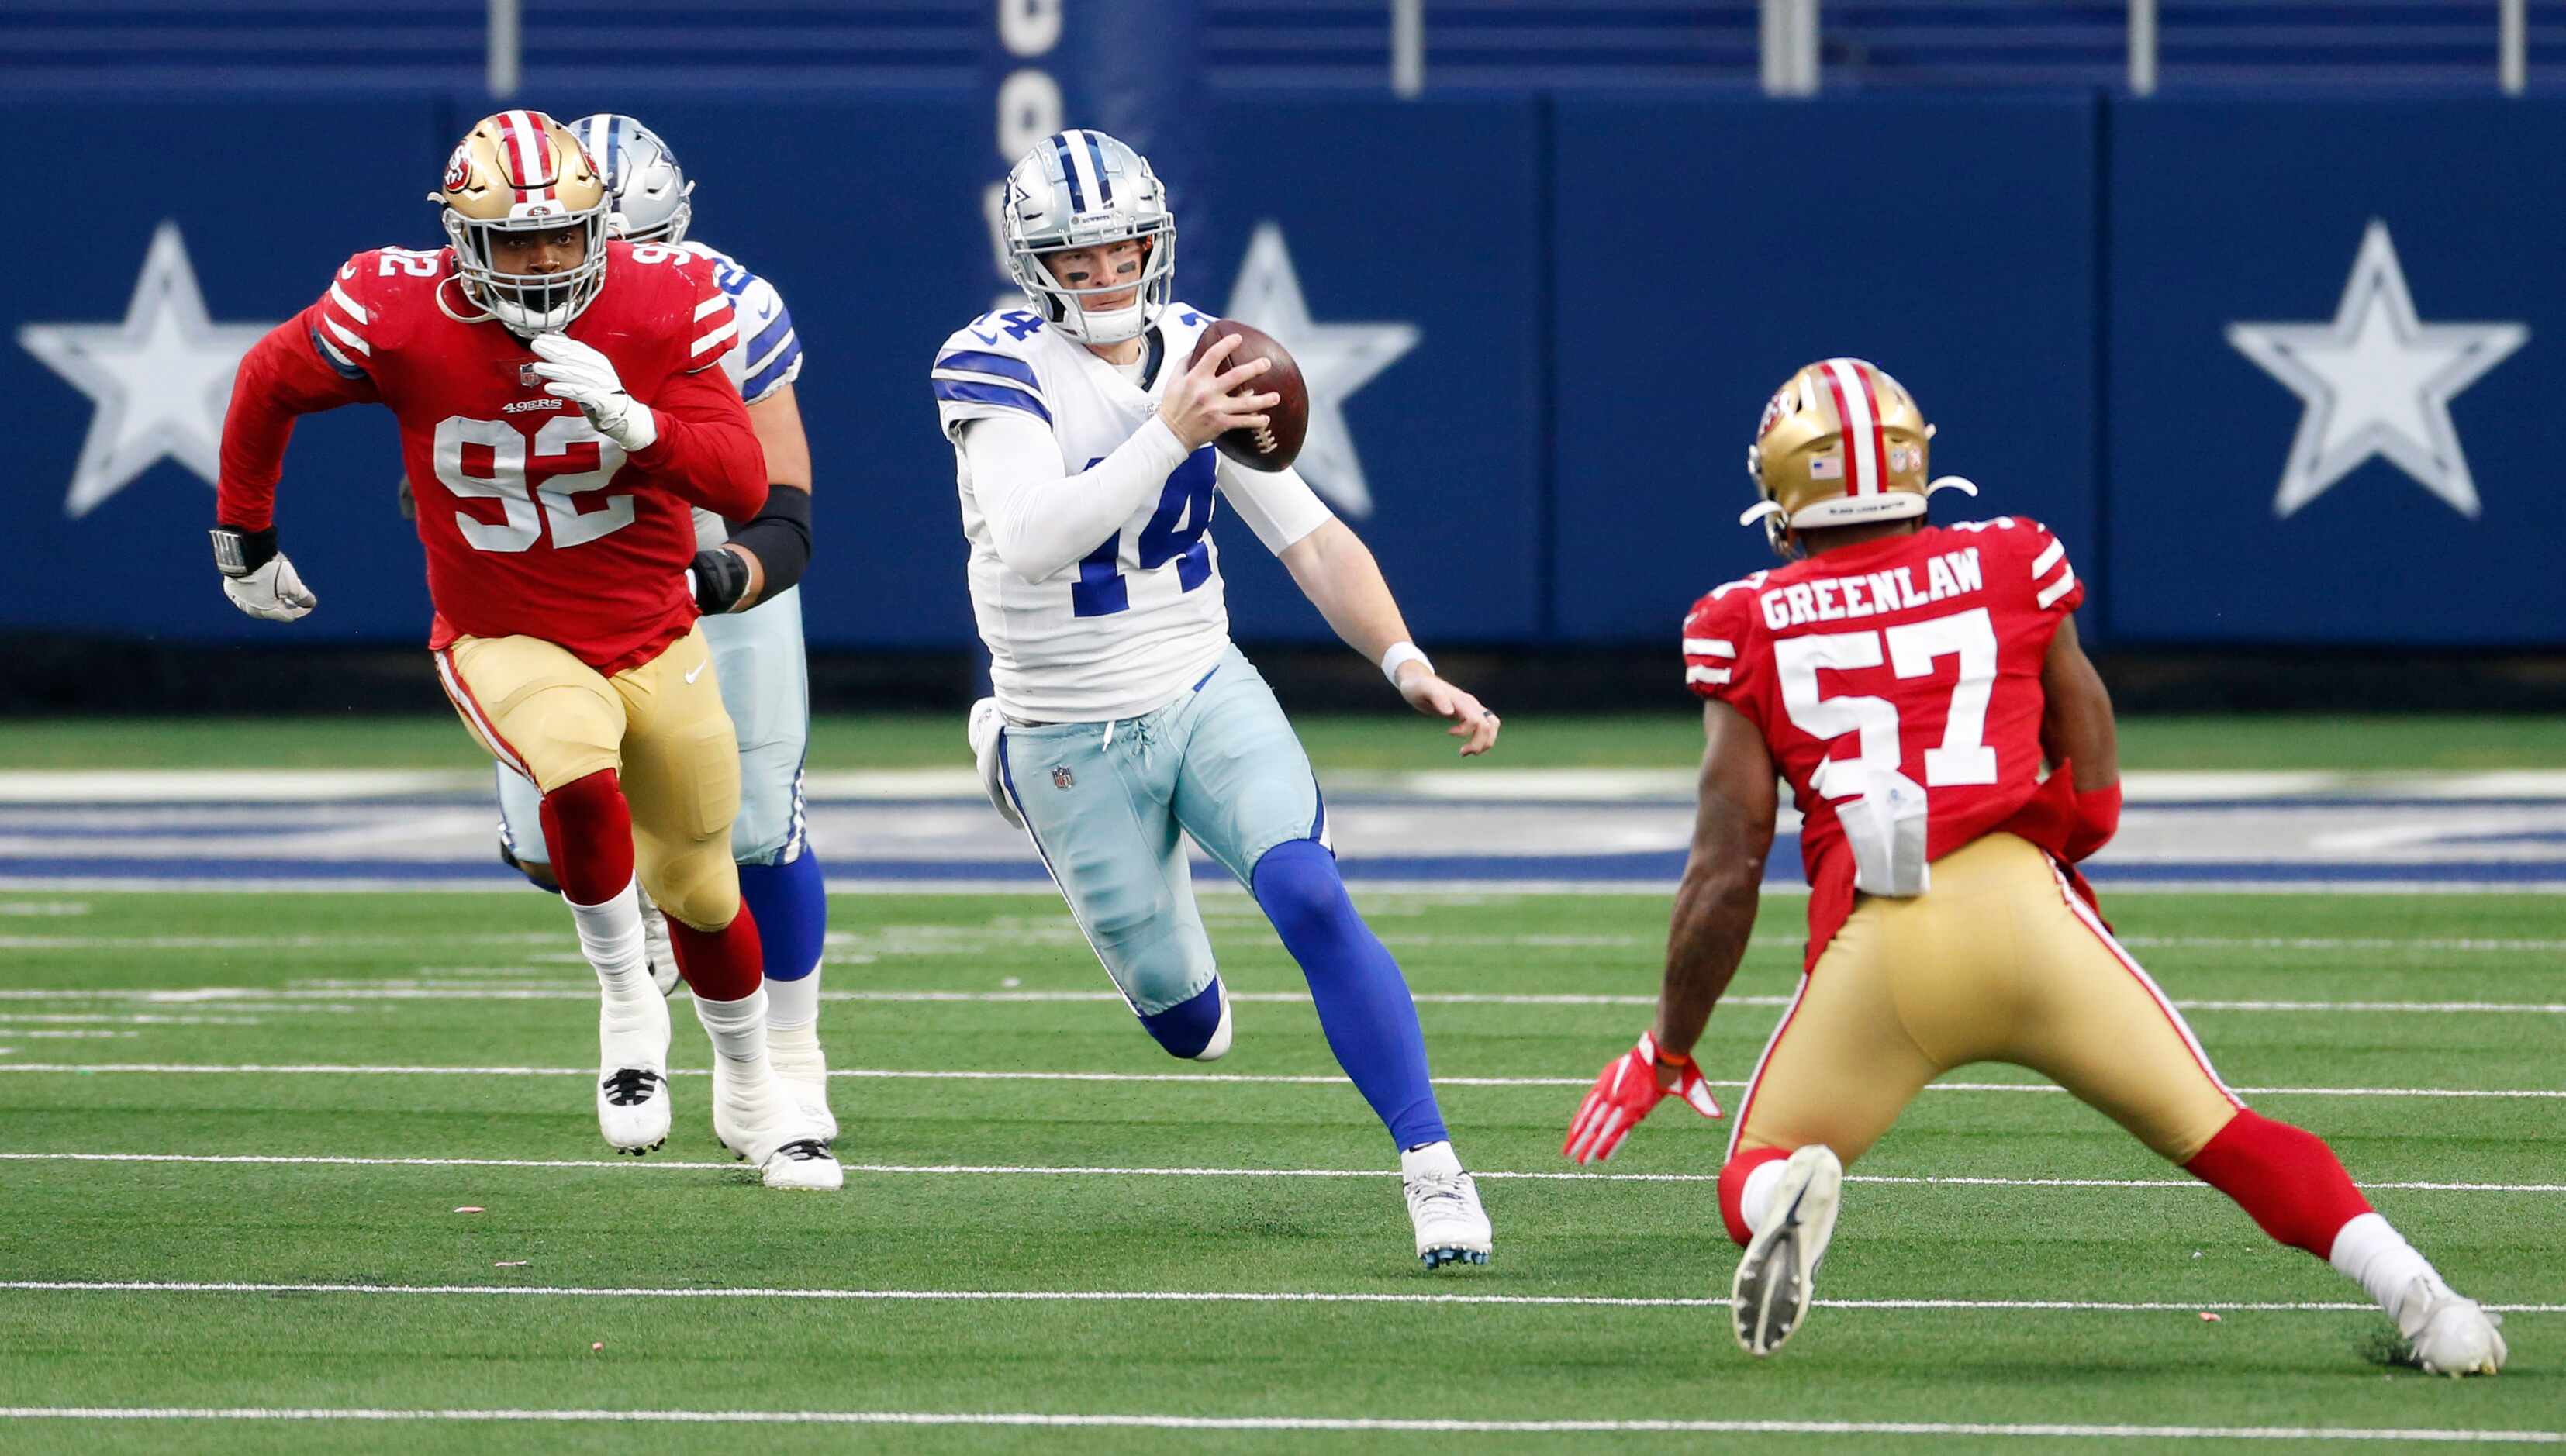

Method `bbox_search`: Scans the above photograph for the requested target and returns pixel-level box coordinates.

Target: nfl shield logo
[1052,765,1076,791]
[520,363,539,387]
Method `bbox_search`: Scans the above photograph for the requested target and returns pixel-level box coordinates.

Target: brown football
[1188,319,1307,471]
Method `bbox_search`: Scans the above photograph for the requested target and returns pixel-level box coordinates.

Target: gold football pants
[432,624,744,930]
[1730,833,2243,1167]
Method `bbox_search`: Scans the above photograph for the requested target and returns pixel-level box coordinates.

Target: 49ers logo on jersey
[441,143,475,197]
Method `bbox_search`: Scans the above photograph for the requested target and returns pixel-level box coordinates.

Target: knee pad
[641,837,741,932]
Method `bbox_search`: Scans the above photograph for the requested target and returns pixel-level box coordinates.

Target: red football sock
[1720,1146,1791,1247]
[537,769,635,906]
[2183,1109,2374,1258]
[668,906,765,1003]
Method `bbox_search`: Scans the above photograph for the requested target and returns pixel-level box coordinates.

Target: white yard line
[0,1408,2554,1441]
[1,1152,2554,1194]
[0,1062,2553,1100]
[4,985,2561,1014]
[12,874,2566,895]
[3,1279,2560,1318]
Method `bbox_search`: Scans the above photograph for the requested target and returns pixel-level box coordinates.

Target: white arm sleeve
[960,413,1190,581]
[1215,454,1336,556]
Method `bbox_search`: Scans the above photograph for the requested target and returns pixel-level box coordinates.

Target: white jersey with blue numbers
[934,302,1334,723]
[678,238,803,549]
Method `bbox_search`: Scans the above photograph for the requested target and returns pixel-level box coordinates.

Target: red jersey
[216,240,765,675]
[1683,518,2088,969]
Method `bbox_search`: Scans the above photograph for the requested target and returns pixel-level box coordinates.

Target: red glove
[1563,1030,1723,1164]
[2064,782,2122,862]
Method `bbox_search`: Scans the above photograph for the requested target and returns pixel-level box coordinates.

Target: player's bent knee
[641,840,741,932]
[1250,839,1349,930]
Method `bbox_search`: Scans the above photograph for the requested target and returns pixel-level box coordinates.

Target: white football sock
[2329,1211,2447,1320]
[765,963,822,1031]
[1739,1157,1788,1236]
[567,879,649,1003]
[1400,1140,1462,1179]
[693,986,774,1070]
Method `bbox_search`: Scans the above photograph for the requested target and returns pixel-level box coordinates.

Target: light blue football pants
[998,645,1328,1016]
[497,586,813,869]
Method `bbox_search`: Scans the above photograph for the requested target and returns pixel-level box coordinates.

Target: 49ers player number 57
[209,109,841,1191]
[1563,358,2507,1377]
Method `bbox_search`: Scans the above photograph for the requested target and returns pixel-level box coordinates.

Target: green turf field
[0,885,2557,1451]
[3,712,2560,772]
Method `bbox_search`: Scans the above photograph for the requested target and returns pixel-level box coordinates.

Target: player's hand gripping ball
[1188,320,1307,471]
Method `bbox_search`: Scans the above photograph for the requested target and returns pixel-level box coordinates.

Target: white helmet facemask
[1000,129,1177,346]
[443,207,611,334]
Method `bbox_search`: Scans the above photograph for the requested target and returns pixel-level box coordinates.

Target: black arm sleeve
[703,485,813,612]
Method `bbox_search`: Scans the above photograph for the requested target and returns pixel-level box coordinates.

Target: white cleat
[768,1021,838,1145]
[639,896,679,999]
[1401,1141,1492,1269]
[712,1056,843,1190]
[1732,1144,1843,1357]
[2399,1275,2508,1377]
[596,989,672,1155]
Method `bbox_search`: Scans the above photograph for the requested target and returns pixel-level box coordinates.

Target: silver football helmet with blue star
[570,112,694,245]
[1000,129,1176,346]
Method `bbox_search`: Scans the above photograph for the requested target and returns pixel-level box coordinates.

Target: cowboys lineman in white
[936,129,1499,1267]
[482,113,837,1179]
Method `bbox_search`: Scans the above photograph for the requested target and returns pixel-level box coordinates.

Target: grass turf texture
[2,712,2561,772]
[0,888,2557,1452]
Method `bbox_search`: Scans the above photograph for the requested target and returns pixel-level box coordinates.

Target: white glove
[221,554,316,622]
[966,697,1024,830]
[527,333,658,452]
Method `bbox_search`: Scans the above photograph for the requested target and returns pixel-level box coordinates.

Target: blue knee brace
[1252,838,1448,1150]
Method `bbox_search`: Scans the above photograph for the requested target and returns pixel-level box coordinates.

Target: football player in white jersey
[476,113,835,1167]
[936,129,1500,1268]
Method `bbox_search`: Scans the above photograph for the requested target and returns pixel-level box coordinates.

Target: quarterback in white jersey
[479,113,837,1169]
[937,129,1499,1268]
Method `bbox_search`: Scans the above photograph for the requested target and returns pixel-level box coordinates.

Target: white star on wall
[2226,219,2527,519]
[1223,223,1418,519]
[18,222,277,519]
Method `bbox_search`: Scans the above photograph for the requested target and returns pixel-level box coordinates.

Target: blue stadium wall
[5,94,2561,654]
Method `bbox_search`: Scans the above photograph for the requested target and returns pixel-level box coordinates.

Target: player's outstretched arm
[691,383,813,615]
[1564,700,1773,1163]
[1276,519,1499,757]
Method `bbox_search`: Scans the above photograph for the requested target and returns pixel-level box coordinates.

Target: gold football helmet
[429,109,610,333]
[1742,358,1974,554]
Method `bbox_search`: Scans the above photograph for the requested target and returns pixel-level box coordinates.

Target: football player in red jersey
[1563,360,2505,1374]
[209,109,839,1189]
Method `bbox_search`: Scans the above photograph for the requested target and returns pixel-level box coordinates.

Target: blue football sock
[1138,977,1225,1058]
[737,850,827,1026]
[1252,838,1447,1150]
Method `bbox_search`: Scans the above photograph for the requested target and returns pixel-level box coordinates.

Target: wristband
[210,525,278,578]
[689,547,753,614]
[1380,640,1432,687]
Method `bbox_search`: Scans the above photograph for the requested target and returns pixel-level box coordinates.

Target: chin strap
[1925,474,1979,499]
